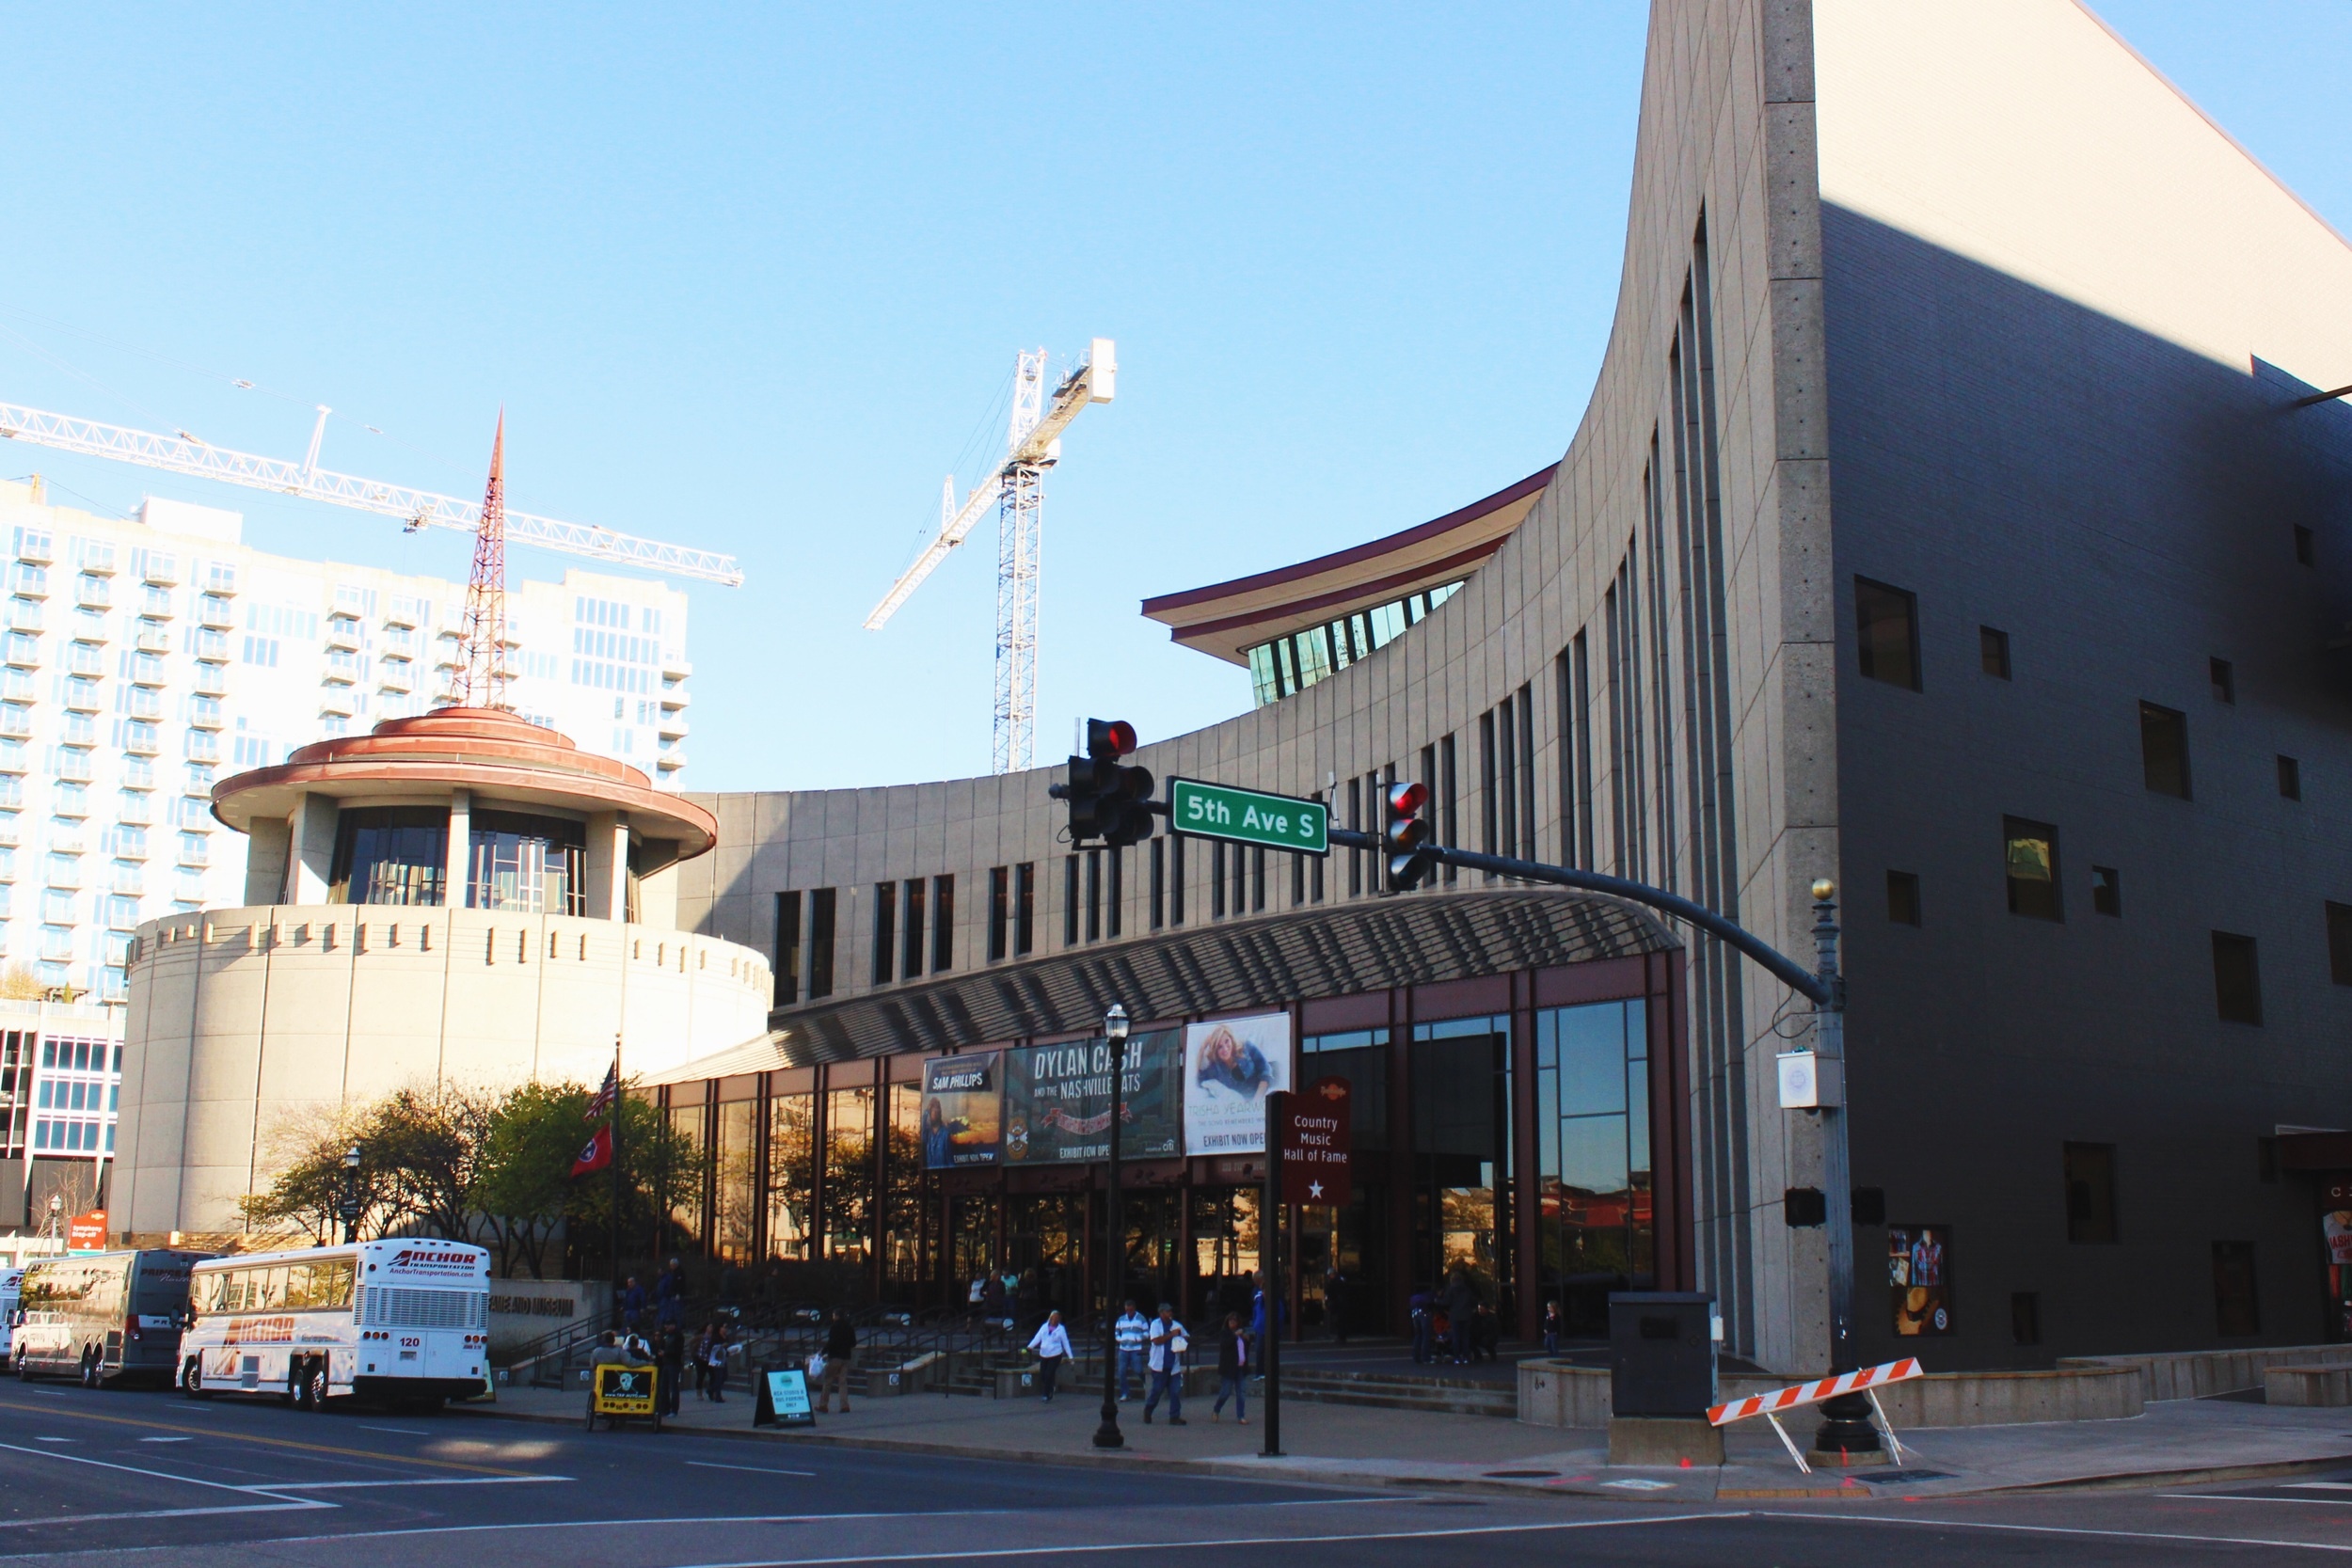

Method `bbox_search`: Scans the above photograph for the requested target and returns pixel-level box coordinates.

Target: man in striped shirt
[1113,1299,1148,1402]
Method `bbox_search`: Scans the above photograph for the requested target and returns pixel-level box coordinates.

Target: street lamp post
[337,1143,366,1246]
[47,1193,63,1248]
[1092,1003,1130,1450]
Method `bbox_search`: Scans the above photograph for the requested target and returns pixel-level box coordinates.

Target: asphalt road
[4,1379,2352,1565]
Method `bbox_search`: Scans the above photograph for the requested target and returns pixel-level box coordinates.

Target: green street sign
[1168,778,1328,856]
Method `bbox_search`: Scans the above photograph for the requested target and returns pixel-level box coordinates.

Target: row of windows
[1245,582,1464,708]
[31,1117,111,1153]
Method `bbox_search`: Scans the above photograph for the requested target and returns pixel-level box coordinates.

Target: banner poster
[921,1052,1004,1170]
[1887,1224,1953,1336]
[1003,1030,1182,1164]
[1183,1012,1293,1156]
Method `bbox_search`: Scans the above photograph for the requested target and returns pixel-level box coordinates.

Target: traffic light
[1052,719,1156,847]
[1384,779,1437,890]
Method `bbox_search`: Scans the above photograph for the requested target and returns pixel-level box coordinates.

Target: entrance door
[947,1192,1000,1305]
[1186,1186,1261,1326]
[1297,1187,1385,1338]
[1410,1019,1513,1324]
[1006,1194,1086,1323]
[1117,1191,1183,1314]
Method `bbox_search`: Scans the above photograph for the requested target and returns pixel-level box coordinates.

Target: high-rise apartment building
[0,478,692,1002]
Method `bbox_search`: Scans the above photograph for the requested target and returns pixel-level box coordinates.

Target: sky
[1,4,2344,794]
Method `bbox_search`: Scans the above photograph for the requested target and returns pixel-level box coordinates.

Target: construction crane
[0,399,743,586]
[865,339,1115,773]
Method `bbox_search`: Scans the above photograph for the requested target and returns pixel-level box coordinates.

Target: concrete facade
[678,0,2352,1373]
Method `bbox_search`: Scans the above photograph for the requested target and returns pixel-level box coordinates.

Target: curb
[447,1403,1616,1502]
[449,1402,2352,1502]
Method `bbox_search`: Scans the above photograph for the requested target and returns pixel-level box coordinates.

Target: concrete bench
[2265,1364,2352,1407]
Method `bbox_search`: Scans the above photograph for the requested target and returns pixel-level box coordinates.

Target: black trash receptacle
[1608,1291,1715,1418]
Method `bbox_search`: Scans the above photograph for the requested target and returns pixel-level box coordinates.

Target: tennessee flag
[570,1125,612,1178]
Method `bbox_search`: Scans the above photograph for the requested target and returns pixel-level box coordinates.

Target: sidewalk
[469,1376,2352,1501]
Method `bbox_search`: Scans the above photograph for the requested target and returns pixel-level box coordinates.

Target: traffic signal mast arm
[1324,826,1832,1006]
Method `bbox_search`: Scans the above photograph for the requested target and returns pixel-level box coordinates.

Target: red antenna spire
[454,411,509,709]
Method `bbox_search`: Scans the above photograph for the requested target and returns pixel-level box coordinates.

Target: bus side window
[285,1263,314,1310]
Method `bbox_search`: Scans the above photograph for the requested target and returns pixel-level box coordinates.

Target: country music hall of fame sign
[1279,1075,1354,1207]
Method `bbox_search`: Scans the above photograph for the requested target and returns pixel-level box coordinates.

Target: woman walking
[704,1320,732,1402]
[1211,1311,1249,1424]
[1027,1309,1073,1402]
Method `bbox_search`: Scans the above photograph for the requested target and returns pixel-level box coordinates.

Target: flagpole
[609,1034,624,1329]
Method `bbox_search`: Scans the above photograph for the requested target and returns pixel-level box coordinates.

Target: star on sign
[1308,1180,1323,1199]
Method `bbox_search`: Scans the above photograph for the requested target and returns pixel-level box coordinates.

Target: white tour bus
[180,1240,490,1409]
[0,1268,23,1358]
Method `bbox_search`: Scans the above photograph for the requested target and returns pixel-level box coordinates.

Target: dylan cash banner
[1004,1031,1181,1164]
[921,1051,1005,1169]
[1279,1077,1354,1208]
[1183,1012,1293,1155]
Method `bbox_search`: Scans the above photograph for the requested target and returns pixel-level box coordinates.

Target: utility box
[1608,1291,1717,1418]
[1776,1050,1844,1108]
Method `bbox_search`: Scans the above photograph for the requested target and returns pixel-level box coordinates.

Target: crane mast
[865,339,1115,774]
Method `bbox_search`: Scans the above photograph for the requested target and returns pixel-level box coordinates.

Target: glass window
[1299,1027,1388,1149]
[2063,1142,2118,1243]
[1979,626,2010,678]
[1854,578,1920,690]
[2090,866,2122,917]
[467,811,585,915]
[2139,703,2190,799]
[2328,902,2352,986]
[1534,1000,1651,1336]
[823,1085,875,1264]
[766,1093,816,1259]
[2212,931,2262,1024]
[882,1082,924,1294]
[329,807,448,907]
[2004,817,2062,921]
[1886,870,1922,926]
[713,1099,756,1264]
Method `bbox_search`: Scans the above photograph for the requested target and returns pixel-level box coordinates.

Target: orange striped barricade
[1704,1357,1921,1474]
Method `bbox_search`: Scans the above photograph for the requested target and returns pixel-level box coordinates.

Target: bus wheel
[302,1363,329,1412]
[182,1358,212,1400]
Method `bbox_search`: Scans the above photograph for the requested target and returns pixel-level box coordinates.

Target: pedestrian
[1443,1269,1479,1366]
[1211,1311,1248,1424]
[657,1322,685,1418]
[1542,1298,1562,1357]
[1142,1302,1187,1425]
[818,1308,856,1414]
[705,1320,732,1402]
[981,1270,1008,1325]
[1409,1290,1434,1365]
[692,1323,714,1399]
[654,1257,686,1330]
[1113,1298,1149,1402]
[1325,1268,1350,1344]
[1027,1308,1073,1402]
[619,1274,648,1334]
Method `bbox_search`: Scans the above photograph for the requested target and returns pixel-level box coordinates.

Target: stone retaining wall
[1517,1359,2144,1431]
[2058,1344,2352,1402]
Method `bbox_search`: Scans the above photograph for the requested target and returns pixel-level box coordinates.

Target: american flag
[584,1060,619,1122]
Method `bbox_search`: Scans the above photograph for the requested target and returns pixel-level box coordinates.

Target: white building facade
[0,479,692,1004]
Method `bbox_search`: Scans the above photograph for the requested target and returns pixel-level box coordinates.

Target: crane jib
[0,400,741,586]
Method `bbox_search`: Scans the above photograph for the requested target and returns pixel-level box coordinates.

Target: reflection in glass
[766,1094,815,1259]
[667,1104,705,1249]
[713,1099,755,1264]
[468,810,586,915]
[822,1086,875,1263]
[1534,999,1653,1335]
[329,806,448,906]
[882,1082,923,1294]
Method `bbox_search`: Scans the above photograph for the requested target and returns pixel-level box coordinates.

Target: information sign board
[1279,1076,1354,1207]
[1168,779,1327,855]
[755,1366,816,1428]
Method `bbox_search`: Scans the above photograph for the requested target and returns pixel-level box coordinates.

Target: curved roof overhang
[211,706,717,856]
[1139,465,1553,666]
[683,888,1677,1069]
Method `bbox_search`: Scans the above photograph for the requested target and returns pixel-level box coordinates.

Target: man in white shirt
[1142,1303,1188,1425]
[1114,1300,1149,1403]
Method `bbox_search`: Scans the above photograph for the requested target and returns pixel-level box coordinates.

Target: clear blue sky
[2,4,2344,793]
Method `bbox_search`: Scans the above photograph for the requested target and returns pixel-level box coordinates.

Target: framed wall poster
[1887,1224,1953,1336]
[1003,1030,1182,1164]
[920,1052,1004,1169]
[1182,1012,1293,1156]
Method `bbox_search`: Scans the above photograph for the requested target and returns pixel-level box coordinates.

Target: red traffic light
[1386,780,1428,818]
[1088,719,1138,760]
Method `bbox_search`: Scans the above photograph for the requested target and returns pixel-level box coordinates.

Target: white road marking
[361,1425,432,1436]
[688,1461,819,1479]
[138,1436,194,1443]
[0,1501,329,1533]
[1777,1510,2352,1555]
[657,1513,1746,1568]
[259,1499,1407,1547]
[257,1477,571,1491]
[2289,1481,2352,1491]
[0,1441,258,1493]
[30,1437,73,1444]
[2155,1493,2352,1510]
